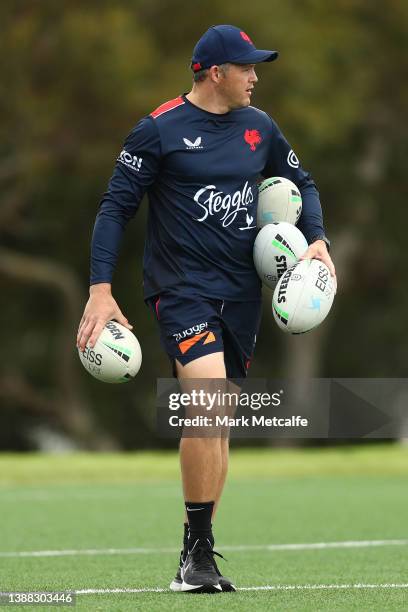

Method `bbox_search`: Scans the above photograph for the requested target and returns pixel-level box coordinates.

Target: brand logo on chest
[193,181,256,230]
[244,129,262,151]
[183,137,203,149]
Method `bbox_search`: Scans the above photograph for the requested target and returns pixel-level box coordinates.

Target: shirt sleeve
[90,116,161,284]
[262,116,326,244]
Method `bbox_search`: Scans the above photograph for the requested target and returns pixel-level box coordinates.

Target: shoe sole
[181,581,222,594]
[220,582,236,592]
[170,580,182,592]
[171,579,235,593]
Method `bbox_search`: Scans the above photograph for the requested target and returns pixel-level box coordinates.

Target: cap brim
[230,49,279,64]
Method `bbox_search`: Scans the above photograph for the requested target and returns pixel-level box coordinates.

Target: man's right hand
[76,283,133,351]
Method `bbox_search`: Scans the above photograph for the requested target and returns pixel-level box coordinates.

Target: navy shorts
[147,292,262,378]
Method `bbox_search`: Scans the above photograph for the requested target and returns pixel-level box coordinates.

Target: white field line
[1,584,407,597]
[74,583,408,594]
[0,539,407,558]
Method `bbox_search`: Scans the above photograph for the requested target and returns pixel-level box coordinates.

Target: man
[77,24,335,594]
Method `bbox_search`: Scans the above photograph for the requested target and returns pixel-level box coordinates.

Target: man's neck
[186,89,230,115]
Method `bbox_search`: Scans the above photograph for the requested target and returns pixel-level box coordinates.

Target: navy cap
[191,25,278,72]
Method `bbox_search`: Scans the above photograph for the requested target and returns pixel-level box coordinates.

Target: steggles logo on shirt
[193,182,256,230]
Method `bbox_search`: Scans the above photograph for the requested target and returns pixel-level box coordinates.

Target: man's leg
[214,378,242,515]
[176,352,235,592]
[146,292,240,591]
[177,352,227,514]
[215,438,229,515]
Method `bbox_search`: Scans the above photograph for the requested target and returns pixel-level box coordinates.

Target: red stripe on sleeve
[150,97,185,119]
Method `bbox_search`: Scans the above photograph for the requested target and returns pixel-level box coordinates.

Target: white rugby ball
[257,177,302,227]
[272,259,335,333]
[78,320,142,383]
[253,222,308,289]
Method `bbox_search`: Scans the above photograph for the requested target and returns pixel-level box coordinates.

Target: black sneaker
[169,543,237,593]
[181,538,223,593]
[213,557,237,592]
[169,551,183,591]
[170,548,236,592]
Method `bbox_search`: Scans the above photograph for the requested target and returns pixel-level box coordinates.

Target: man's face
[217,63,258,110]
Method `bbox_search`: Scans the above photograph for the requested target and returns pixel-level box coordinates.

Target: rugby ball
[78,320,142,383]
[272,259,335,333]
[257,177,302,227]
[253,222,308,288]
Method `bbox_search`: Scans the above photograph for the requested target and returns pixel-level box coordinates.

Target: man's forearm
[297,182,326,244]
[90,210,126,285]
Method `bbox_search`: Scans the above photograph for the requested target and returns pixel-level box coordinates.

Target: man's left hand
[300,239,337,290]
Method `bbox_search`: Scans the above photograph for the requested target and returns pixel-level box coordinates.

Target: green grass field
[0,445,407,611]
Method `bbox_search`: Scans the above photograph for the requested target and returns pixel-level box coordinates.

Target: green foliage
[1,1,407,448]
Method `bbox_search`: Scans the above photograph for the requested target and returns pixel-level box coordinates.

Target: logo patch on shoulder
[287,149,300,168]
[117,149,143,172]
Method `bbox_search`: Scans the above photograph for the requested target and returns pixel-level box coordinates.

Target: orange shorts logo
[178,331,216,354]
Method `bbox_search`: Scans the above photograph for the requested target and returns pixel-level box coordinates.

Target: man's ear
[209,65,222,83]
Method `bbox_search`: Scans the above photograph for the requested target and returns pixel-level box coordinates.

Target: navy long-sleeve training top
[91,94,326,301]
